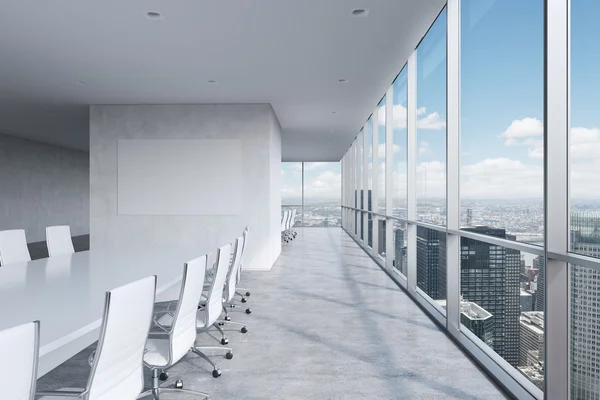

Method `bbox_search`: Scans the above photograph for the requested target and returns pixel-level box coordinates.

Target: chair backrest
[0,321,39,400]
[224,236,244,302]
[204,243,231,325]
[236,227,249,284]
[0,229,31,266]
[86,276,156,400]
[46,225,75,257]
[281,211,288,232]
[170,255,207,364]
[290,209,297,228]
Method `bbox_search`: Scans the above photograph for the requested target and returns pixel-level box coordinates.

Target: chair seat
[144,338,170,367]
[38,388,84,399]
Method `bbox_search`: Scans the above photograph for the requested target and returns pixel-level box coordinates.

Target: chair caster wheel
[241,326,248,333]
[241,297,247,303]
[174,379,183,389]
[212,369,221,378]
[159,371,169,381]
[225,316,231,321]
[218,321,225,326]
[245,308,252,314]
[245,291,251,297]
[226,351,234,360]
[221,338,229,345]
[230,304,236,308]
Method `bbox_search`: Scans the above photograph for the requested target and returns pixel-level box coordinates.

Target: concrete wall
[90,104,281,274]
[0,134,89,242]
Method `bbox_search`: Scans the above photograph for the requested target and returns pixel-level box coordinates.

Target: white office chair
[235,227,252,300]
[289,209,298,238]
[156,244,234,378]
[281,211,290,242]
[36,276,157,400]
[0,321,39,400]
[219,235,249,330]
[46,225,75,257]
[195,243,236,376]
[142,255,212,398]
[0,229,31,266]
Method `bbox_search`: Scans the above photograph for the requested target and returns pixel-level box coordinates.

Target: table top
[0,251,184,377]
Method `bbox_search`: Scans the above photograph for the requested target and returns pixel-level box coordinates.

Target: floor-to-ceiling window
[415,8,447,308]
[281,162,341,227]
[339,1,596,398]
[571,1,600,398]
[459,0,544,390]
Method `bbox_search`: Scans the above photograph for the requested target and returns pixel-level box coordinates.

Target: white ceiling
[0,0,445,161]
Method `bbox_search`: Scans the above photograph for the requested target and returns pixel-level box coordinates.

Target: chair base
[141,368,210,399]
[192,346,233,378]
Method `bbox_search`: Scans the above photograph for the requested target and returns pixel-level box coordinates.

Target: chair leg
[212,322,229,345]
[191,346,233,378]
[217,320,248,333]
[140,368,210,399]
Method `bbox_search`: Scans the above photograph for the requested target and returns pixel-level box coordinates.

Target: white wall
[0,134,89,242]
[90,104,281,273]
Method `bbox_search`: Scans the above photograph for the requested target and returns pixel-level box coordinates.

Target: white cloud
[304,171,341,200]
[461,158,543,198]
[418,140,430,156]
[416,161,446,198]
[378,104,446,130]
[304,162,328,171]
[377,143,401,159]
[571,127,600,159]
[500,117,543,146]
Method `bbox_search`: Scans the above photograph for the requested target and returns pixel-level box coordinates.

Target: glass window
[377,218,386,258]
[460,0,544,244]
[571,0,600,259]
[303,162,341,227]
[571,264,600,399]
[392,220,408,276]
[392,67,408,220]
[366,118,373,248]
[377,97,386,215]
[459,233,543,390]
[357,130,364,240]
[417,226,446,308]
[281,162,303,226]
[416,8,447,226]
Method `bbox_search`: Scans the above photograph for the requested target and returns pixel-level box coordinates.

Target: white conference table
[0,251,185,377]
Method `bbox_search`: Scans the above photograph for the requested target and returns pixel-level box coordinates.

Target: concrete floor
[37,228,509,399]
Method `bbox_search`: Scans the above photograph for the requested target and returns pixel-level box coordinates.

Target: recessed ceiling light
[338,79,349,83]
[207,80,218,84]
[332,111,338,114]
[146,11,165,20]
[351,9,370,17]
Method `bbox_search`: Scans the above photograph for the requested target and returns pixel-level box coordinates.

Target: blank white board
[117,139,242,215]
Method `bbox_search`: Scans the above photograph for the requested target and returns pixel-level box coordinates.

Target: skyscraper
[519,312,544,390]
[416,226,446,300]
[533,256,545,312]
[394,227,407,275]
[570,212,600,400]
[460,227,521,367]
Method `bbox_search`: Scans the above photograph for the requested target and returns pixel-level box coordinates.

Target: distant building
[533,256,545,312]
[394,228,407,275]
[519,312,545,391]
[437,298,494,348]
[520,289,533,312]
[417,226,446,300]
[460,226,521,367]
[466,208,473,227]
[378,219,386,256]
[570,212,600,399]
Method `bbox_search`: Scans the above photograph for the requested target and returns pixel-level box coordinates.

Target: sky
[281,162,341,205]
[284,0,600,204]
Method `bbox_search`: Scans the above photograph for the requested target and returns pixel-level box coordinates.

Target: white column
[446,0,461,337]
[545,0,570,398]
[407,50,418,293]
[386,85,394,270]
